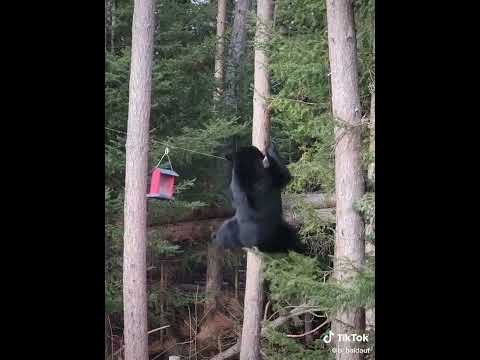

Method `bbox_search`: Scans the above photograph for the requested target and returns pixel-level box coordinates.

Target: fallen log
[148,206,235,226]
[209,342,240,360]
[148,208,335,244]
[148,218,226,244]
[147,193,336,243]
[148,193,335,226]
[284,208,336,226]
[283,193,336,210]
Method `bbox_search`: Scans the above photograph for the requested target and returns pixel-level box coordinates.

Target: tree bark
[205,243,224,315]
[105,0,108,52]
[366,92,375,332]
[240,250,264,360]
[213,0,227,102]
[224,0,251,113]
[326,0,365,359]
[111,0,116,51]
[251,0,273,153]
[207,0,228,315]
[240,1,274,359]
[105,314,110,358]
[122,0,156,359]
[304,312,313,346]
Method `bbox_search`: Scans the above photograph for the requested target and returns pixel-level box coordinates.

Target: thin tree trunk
[111,0,116,51]
[122,0,156,359]
[105,0,108,52]
[234,265,239,299]
[159,262,167,346]
[366,14,375,330]
[206,0,228,317]
[367,92,375,185]
[240,251,264,360]
[224,0,251,113]
[326,0,365,359]
[366,92,375,332]
[251,0,273,153]
[105,314,110,358]
[213,0,227,102]
[205,243,223,315]
[240,1,274,359]
[304,312,313,346]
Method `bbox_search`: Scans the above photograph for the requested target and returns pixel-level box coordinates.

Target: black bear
[212,143,302,253]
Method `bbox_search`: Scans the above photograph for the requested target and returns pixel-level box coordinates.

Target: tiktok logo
[323,330,334,344]
[322,330,369,344]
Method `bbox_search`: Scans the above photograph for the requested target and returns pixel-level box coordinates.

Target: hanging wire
[155,147,174,170]
[105,126,227,161]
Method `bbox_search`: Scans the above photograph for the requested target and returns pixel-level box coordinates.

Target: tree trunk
[326,1,365,359]
[367,92,375,185]
[366,92,375,332]
[111,0,116,51]
[205,243,224,315]
[240,1,274,359]
[304,312,313,346]
[122,0,156,359]
[240,251,264,360]
[105,314,110,358]
[224,0,251,113]
[105,0,108,52]
[213,0,227,102]
[207,0,228,313]
[251,0,273,153]
[159,262,168,346]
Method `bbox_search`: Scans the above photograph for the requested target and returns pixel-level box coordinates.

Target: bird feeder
[147,147,179,200]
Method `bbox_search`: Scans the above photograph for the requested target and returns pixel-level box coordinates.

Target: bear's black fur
[213,143,302,253]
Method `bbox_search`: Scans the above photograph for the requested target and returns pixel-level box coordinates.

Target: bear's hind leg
[213,217,242,249]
